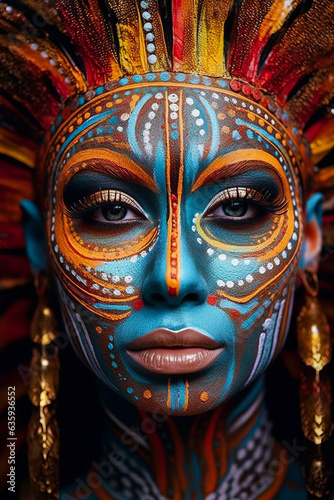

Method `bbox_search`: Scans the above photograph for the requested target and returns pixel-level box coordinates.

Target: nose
[141,237,208,307]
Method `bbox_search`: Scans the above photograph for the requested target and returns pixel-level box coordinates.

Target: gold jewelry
[28,271,60,499]
[297,270,333,497]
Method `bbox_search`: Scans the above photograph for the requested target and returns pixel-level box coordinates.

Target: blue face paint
[45,78,305,415]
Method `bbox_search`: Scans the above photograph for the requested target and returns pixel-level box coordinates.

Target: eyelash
[65,189,145,220]
[205,186,288,216]
[64,185,287,224]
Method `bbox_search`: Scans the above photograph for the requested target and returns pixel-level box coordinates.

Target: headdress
[0,0,334,498]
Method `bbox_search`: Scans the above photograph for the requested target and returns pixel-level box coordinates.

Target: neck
[89,377,284,500]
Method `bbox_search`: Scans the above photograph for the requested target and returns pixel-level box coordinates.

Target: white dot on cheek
[246,274,253,283]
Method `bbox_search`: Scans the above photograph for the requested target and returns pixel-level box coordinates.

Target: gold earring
[297,270,333,498]
[28,270,60,499]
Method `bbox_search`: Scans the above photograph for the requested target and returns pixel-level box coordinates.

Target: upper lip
[126,328,223,350]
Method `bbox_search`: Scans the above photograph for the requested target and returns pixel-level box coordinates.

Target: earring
[27,270,60,499]
[297,270,333,498]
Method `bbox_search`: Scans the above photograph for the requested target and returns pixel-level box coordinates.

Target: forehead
[45,79,306,192]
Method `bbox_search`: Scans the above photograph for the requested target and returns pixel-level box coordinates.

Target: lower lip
[126,347,224,375]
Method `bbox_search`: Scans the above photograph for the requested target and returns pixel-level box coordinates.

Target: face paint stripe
[164,91,175,296]
[53,110,120,165]
[127,92,153,159]
[241,307,265,330]
[183,378,189,411]
[271,287,293,360]
[235,117,289,153]
[167,377,171,409]
[176,89,185,297]
[164,90,183,296]
[264,301,286,370]
[198,94,220,163]
[57,273,132,321]
[245,332,266,386]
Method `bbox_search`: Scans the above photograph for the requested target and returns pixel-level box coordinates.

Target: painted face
[45,75,305,415]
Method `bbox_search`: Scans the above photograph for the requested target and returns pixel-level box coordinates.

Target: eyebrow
[191,149,285,192]
[62,148,157,192]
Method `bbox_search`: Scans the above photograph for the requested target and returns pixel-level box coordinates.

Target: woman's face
[46,76,305,415]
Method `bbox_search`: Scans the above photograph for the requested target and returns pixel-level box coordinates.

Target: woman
[1,1,334,498]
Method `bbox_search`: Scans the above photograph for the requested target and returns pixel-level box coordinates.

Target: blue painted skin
[22,76,322,499]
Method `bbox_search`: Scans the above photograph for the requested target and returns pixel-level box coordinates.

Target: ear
[20,200,47,274]
[299,192,323,270]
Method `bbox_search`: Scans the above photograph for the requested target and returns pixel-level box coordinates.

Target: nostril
[151,293,167,303]
[149,292,200,304]
[184,292,200,303]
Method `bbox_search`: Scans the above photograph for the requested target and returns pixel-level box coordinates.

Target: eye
[203,186,287,226]
[65,189,148,225]
[211,200,258,219]
[94,203,138,222]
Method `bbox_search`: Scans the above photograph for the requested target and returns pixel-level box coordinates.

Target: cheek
[57,280,146,400]
[213,271,296,392]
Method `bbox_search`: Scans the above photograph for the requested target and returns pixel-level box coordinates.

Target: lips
[126,328,224,375]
